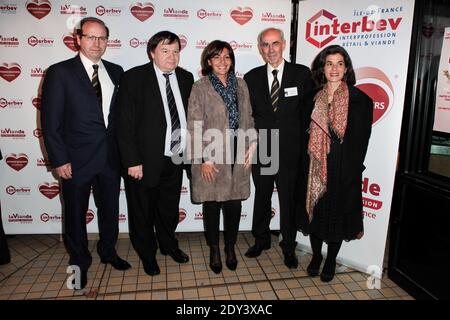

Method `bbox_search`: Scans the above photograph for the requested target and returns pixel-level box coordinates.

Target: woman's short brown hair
[200,40,235,76]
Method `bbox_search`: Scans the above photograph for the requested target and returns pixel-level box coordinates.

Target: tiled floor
[0,232,413,300]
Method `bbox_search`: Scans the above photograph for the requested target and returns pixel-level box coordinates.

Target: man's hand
[55,163,72,179]
[201,161,219,183]
[128,165,143,180]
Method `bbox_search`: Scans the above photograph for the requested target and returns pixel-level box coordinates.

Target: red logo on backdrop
[63,34,78,52]
[130,2,154,22]
[355,67,394,125]
[179,35,187,50]
[96,5,106,16]
[5,153,29,171]
[306,9,403,48]
[32,96,41,110]
[0,63,21,82]
[26,0,52,19]
[179,208,186,223]
[362,177,383,218]
[306,9,337,48]
[38,182,60,199]
[271,208,276,219]
[86,209,95,224]
[34,128,43,138]
[0,97,23,108]
[28,36,38,47]
[230,7,253,25]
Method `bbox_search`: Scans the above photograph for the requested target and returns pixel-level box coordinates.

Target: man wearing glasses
[41,17,130,290]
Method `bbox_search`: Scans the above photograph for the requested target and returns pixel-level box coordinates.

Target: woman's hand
[201,161,219,183]
[128,165,143,180]
[244,142,257,170]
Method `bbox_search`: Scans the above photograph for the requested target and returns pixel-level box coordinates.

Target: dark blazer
[116,62,194,187]
[41,55,124,174]
[299,85,373,219]
[244,61,314,169]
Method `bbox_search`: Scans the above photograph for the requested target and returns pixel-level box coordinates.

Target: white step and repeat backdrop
[0,0,293,234]
[296,0,414,277]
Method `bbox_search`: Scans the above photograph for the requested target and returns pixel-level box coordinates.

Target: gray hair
[257,28,285,46]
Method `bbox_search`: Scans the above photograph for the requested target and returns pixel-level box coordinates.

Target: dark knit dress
[306,129,363,243]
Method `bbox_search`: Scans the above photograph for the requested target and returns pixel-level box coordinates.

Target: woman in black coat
[298,45,373,282]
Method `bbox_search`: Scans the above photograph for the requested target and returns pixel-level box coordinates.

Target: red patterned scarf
[306,81,349,221]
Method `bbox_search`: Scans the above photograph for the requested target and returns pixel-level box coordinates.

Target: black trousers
[125,157,183,265]
[251,164,298,254]
[203,200,242,246]
[61,165,120,271]
[0,201,11,264]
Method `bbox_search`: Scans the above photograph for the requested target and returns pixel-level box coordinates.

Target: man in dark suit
[41,17,131,290]
[116,31,194,276]
[0,148,11,265]
[244,28,314,268]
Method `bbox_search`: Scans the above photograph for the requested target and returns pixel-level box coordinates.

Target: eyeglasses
[81,34,108,43]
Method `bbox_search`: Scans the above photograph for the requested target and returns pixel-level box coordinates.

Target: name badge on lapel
[284,87,298,97]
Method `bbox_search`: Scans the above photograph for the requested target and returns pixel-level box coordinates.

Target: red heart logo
[0,63,21,82]
[86,209,95,224]
[63,34,78,52]
[179,35,187,51]
[356,83,390,125]
[130,2,154,22]
[39,182,60,199]
[178,208,186,223]
[26,0,52,20]
[5,153,29,171]
[356,67,394,126]
[230,7,253,25]
[32,96,41,110]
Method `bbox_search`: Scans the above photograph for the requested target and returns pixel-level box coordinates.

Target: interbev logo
[355,67,394,126]
[306,9,403,48]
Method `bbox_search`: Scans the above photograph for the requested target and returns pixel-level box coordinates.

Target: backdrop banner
[296,0,414,278]
[0,0,293,233]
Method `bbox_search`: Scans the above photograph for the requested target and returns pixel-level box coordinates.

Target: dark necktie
[163,73,181,154]
[270,69,280,112]
[92,64,102,106]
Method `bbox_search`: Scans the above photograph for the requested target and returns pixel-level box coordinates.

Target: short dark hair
[147,31,180,60]
[76,17,109,38]
[200,40,235,76]
[311,45,356,89]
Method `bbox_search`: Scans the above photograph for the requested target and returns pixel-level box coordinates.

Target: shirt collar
[79,52,104,72]
[267,59,285,76]
[153,62,176,78]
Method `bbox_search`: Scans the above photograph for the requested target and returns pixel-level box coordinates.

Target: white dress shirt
[266,59,285,94]
[79,52,114,128]
[153,63,187,156]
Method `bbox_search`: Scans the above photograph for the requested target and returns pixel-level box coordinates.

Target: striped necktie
[270,69,280,112]
[163,73,181,154]
[92,64,102,106]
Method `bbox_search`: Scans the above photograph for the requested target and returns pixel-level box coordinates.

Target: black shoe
[209,245,222,274]
[224,245,237,271]
[0,256,11,265]
[161,248,189,263]
[244,243,270,258]
[320,258,336,282]
[101,256,132,271]
[306,255,323,277]
[143,260,160,276]
[283,252,299,269]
